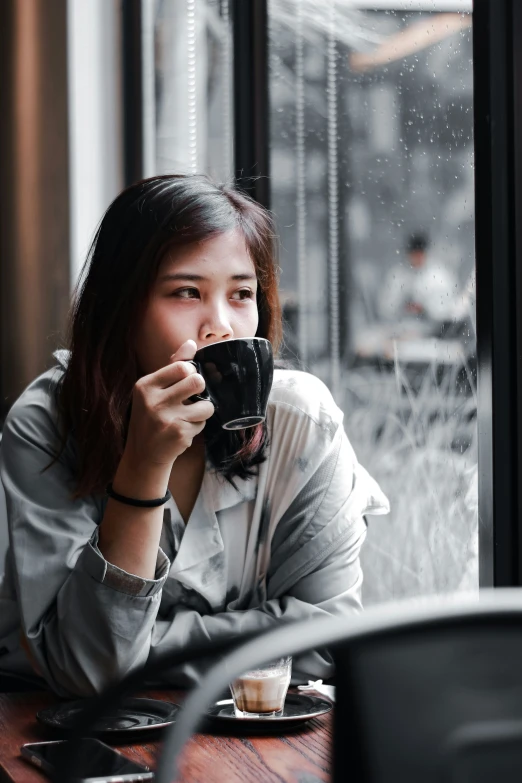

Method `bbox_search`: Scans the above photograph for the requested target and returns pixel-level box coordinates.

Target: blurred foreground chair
[152,590,522,783]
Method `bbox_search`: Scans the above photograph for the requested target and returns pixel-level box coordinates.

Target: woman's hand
[123,339,215,471]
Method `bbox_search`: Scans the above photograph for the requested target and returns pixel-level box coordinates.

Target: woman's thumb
[169,339,198,363]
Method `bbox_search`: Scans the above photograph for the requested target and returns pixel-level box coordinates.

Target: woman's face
[135,229,259,375]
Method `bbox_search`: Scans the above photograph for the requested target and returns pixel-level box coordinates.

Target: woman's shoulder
[3,355,67,444]
[268,368,343,428]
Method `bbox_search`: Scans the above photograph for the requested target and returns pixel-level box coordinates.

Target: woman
[0,175,389,697]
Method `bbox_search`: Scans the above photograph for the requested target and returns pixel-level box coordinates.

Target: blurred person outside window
[378,232,458,330]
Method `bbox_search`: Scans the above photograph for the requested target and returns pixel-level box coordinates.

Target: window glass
[151,0,478,603]
[152,0,233,181]
[269,0,477,603]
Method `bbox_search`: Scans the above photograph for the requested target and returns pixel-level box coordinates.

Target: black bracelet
[106,483,172,508]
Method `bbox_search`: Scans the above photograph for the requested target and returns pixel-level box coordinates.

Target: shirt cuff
[82,529,170,597]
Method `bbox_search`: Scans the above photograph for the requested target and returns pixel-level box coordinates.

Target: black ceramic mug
[188,337,274,430]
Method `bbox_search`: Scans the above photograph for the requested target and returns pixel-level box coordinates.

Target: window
[148,0,522,598]
[151,0,233,182]
[268,0,476,603]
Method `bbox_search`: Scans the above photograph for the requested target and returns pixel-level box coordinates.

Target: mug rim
[195,336,272,353]
[222,415,266,431]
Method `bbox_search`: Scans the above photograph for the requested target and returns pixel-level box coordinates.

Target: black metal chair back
[152,590,522,783]
[334,615,522,782]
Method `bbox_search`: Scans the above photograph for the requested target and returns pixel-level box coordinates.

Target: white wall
[67,0,124,287]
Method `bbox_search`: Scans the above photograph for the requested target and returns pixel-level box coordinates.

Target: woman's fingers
[142,340,199,389]
[179,399,215,423]
[143,358,197,390]
[154,373,213,417]
[128,341,213,465]
[160,371,207,403]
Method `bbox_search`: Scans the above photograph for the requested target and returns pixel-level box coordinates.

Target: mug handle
[185,360,211,403]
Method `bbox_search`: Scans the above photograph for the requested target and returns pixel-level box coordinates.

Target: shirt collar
[53,349,70,369]
[167,467,257,610]
[205,466,258,512]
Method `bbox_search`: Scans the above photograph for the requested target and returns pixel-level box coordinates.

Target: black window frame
[474,0,522,587]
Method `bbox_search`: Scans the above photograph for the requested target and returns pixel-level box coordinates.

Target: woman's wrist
[113,450,173,501]
[99,450,170,579]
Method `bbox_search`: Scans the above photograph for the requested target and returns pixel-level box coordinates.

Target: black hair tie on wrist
[106,483,172,508]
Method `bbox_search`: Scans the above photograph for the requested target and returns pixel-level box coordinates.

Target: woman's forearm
[97,453,172,579]
[97,348,214,579]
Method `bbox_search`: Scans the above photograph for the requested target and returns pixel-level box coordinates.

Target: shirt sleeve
[262,403,388,682]
[0,376,171,697]
[89,530,169,596]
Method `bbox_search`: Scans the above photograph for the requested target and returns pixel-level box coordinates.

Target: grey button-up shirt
[0,353,389,697]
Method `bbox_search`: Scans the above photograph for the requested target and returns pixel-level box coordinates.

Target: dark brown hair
[56,174,282,497]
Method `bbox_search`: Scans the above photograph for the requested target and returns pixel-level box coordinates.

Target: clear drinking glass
[229,656,292,718]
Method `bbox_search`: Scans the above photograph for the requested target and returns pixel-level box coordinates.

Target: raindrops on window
[268,0,477,602]
[150,0,477,602]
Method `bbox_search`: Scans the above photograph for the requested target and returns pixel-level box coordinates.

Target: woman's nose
[199,303,233,342]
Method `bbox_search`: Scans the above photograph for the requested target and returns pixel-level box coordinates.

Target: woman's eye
[170,287,254,301]
[172,288,199,299]
[231,288,254,301]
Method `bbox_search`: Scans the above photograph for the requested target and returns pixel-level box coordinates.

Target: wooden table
[0,690,332,783]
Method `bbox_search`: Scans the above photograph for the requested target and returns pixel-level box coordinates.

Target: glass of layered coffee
[229,656,292,719]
